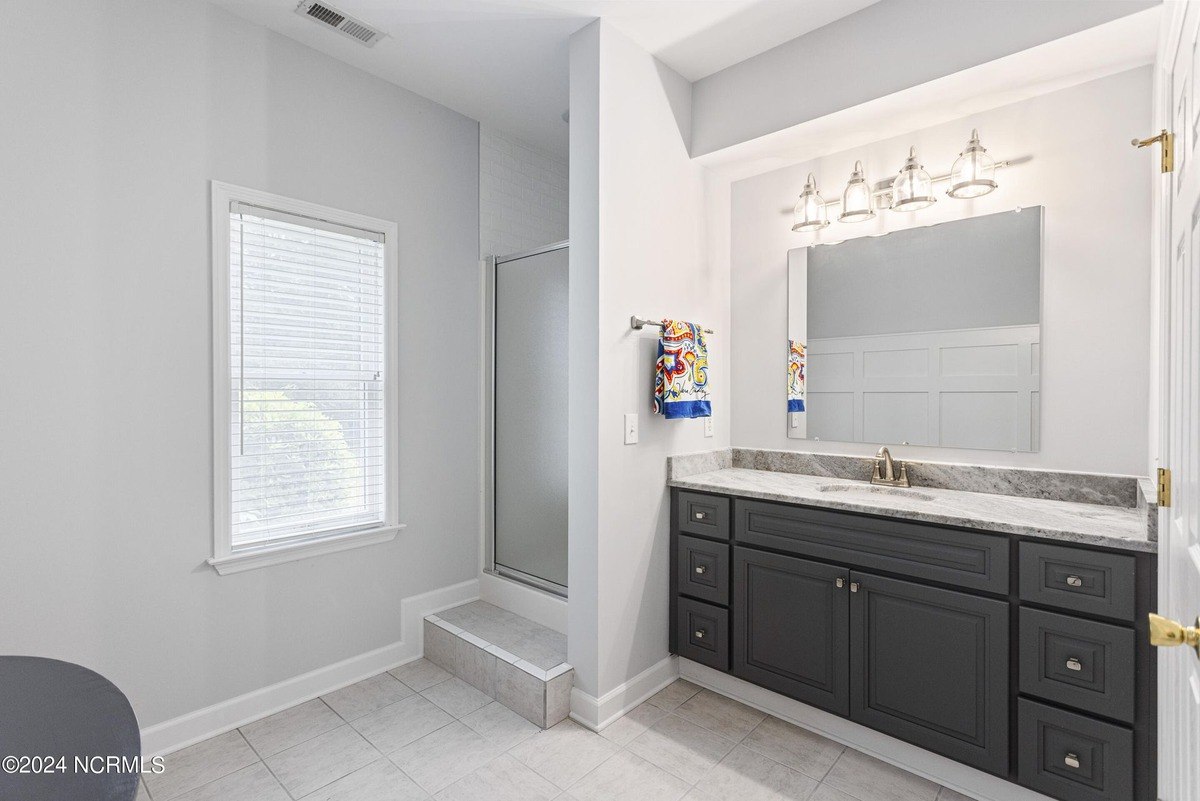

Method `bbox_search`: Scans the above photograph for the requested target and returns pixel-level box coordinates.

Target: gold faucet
[871,447,910,487]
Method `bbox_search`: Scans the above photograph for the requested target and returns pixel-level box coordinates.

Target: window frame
[208,181,402,575]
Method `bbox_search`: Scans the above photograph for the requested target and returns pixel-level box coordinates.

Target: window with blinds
[227,202,388,548]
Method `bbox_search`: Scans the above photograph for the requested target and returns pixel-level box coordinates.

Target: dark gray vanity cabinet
[850,572,1009,775]
[670,492,733,672]
[669,489,1157,801]
[732,547,849,715]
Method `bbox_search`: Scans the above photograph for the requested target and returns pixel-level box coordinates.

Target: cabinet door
[850,571,1009,775]
[733,547,850,715]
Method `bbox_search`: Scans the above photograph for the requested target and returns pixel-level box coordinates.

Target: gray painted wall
[567,20,603,700]
[0,0,481,728]
[806,208,1042,339]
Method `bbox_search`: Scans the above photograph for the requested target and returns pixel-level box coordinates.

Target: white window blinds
[228,203,387,548]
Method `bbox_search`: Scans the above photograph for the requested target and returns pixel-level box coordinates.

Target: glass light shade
[792,173,830,232]
[948,129,998,199]
[838,160,875,223]
[891,147,936,212]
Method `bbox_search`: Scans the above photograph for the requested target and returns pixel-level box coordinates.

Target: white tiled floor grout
[238,726,304,801]
[151,672,972,801]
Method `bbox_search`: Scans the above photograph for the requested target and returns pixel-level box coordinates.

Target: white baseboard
[479,571,567,634]
[400,578,482,643]
[570,655,679,731]
[141,578,479,758]
[680,660,1054,801]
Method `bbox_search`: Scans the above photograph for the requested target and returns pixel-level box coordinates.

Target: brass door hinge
[1132,129,1174,173]
[1158,467,1172,507]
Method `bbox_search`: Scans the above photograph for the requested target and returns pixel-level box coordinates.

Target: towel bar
[631,315,714,334]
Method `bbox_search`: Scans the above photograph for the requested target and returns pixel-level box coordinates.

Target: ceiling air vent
[296,1,384,47]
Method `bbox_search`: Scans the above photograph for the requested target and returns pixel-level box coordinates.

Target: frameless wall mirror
[787,207,1043,452]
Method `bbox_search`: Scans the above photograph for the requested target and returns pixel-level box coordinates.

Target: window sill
[207,524,405,575]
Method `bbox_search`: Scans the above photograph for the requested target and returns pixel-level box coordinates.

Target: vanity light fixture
[947,129,998,198]
[792,173,830,232]
[891,147,936,211]
[838,161,875,223]
[789,131,1018,233]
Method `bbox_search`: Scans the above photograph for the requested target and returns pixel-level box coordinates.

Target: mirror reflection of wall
[788,208,1043,452]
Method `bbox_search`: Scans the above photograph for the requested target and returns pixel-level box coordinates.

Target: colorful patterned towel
[788,339,806,413]
[654,320,711,419]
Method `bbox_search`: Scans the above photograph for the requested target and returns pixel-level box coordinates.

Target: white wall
[690,0,1157,157]
[729,67,1152,475]
[0,0,481,729]
[480,127,569,258]
[568,21,730,702]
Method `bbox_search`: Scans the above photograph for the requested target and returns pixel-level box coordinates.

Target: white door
[1156,4,1200,800]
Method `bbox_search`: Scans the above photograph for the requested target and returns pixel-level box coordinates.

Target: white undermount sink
[816,483,937,502]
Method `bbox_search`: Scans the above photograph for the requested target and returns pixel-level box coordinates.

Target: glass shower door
[491,243,568,593]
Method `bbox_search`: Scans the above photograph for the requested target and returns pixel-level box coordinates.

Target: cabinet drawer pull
[694,510,709,521]
[1064,753,1081,769]
[836,577,845,588]
[693,629,706,640]
[1066,657,1083,671]
[1065,575,1083,588]
[694,564,707,575]
[849,582,860,593]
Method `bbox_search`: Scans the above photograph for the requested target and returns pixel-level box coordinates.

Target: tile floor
[139,671,978,801]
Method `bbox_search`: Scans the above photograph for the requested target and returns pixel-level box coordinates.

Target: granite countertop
[669,468,1155,553]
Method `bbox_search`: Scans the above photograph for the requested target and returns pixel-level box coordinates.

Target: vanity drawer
[1019,608,1135,723]
[1017,699,1133,801]
[1019,543,1136,622]
[675,597,729,671]
[734,499,1009,594]
[676,535,729,606]
[677,491,730,541]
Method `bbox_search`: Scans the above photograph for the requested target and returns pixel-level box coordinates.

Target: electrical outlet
[624,413,639,445]
[703,417,714,437]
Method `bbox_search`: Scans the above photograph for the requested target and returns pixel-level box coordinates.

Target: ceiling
[204,0,881,156]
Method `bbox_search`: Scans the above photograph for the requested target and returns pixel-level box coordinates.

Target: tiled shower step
[424,601,573,729]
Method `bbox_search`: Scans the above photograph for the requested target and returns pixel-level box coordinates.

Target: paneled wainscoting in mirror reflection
[787,207,1043,452]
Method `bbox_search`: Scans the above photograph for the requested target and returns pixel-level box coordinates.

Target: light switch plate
[703,417,713,437]
[624,413,639,445]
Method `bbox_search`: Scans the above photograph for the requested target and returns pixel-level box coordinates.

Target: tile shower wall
[480,127,568,258]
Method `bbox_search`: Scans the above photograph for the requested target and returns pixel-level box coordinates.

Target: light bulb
[891,147,936,212]
[839,160,875,223]
[948,129,998,199]
[792,173,830,232]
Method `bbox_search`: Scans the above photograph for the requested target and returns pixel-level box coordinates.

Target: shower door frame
[482,240,569,598]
